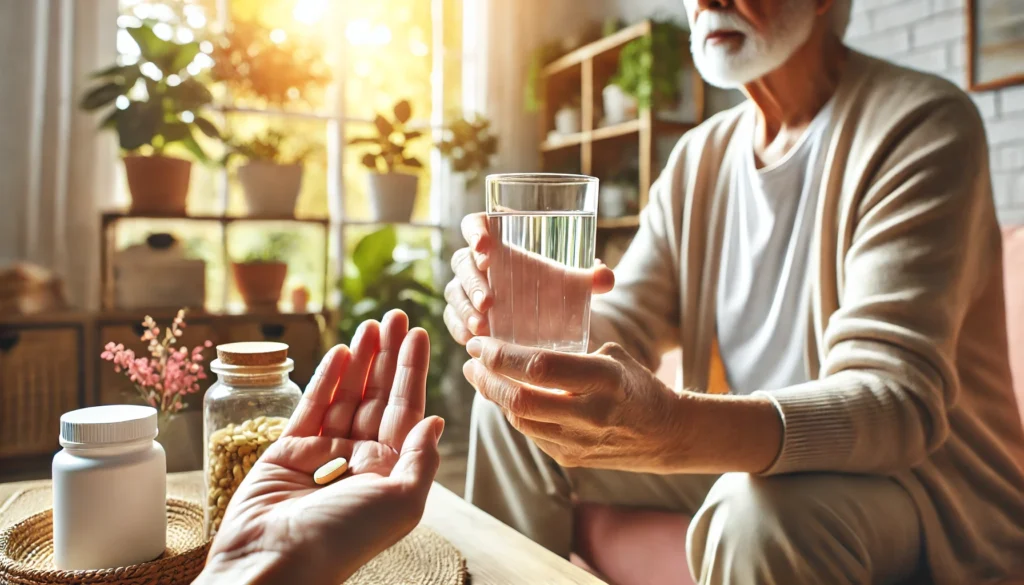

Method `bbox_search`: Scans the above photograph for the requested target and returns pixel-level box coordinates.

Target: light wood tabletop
[1,471,606,585]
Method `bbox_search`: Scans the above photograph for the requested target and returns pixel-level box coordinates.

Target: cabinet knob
[260,324,286,339]
[0,330,20,353]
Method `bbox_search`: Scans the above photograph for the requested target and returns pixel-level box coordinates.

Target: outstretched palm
[202,311,444,585]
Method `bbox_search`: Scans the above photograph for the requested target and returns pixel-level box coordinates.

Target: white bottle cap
[60,405,159,446]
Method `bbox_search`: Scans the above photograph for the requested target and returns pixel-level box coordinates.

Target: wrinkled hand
[196,311,444,585]
[464,337,684,472]
[444,213,615,345]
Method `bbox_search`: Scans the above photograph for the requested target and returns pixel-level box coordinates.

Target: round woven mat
[0,499,209,585]
[0,482,468,585]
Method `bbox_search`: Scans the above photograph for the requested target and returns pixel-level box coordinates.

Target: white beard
[689,0,816,89]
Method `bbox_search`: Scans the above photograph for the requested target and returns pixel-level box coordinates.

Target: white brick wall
[846,0,1024,225]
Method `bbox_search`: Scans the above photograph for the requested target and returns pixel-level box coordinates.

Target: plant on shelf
[223,129,322,218]
[347,99,425,223]
[232,232,298,311]
[80,22,221,215]
[438,115,498,188]
[210,19,332,108]
[524,42,566,114]
[100,309,212,418]
[337,227,454,414]
[610,20,687,112]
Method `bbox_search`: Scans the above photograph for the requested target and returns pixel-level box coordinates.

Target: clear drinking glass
[485,173,599,353]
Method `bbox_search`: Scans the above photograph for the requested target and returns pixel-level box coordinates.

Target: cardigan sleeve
[588,141,688,371]
[757,95,1000,475]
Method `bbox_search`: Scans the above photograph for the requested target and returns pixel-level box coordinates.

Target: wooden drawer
[221,316,322,388]
[0,326,83,458]
[96,321,218,409]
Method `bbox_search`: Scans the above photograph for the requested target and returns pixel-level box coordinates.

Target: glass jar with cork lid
[203,341,301,537]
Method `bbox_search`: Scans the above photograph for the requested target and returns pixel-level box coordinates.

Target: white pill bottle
[52,405,167,570]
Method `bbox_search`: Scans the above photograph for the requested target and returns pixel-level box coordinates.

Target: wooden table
[0,471,605,585]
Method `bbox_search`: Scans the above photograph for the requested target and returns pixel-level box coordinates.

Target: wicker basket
[0,499,209,585]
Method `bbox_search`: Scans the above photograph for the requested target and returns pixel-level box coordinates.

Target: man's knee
[687,473,872,585]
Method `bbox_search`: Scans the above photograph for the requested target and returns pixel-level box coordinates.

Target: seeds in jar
[205,416,288,535]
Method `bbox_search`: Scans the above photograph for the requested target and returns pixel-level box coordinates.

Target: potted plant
[554,97,583,135]
[348,100,425,223]
[80,23,220,215]
[100,309,212,471]
[338,227,455,415]
[610,20,687,116]
[600,167,641,219]
[232,232,297,311]
[437,115,499,219]
[224,130,320,217]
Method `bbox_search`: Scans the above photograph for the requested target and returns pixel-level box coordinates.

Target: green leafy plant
[611,20,687,110]
[524,42,565,114]
[80,23,220,160]
[338,227,454,408]
[437,115,499,187]
[240,232,298,264]
[223,129,321,166]
[210,19,332,107]
[348,100,424,174]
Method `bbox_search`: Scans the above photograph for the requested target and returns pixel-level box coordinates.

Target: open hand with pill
[195,310,445,585]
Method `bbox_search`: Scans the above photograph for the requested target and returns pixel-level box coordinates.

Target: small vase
[157,411,203,473]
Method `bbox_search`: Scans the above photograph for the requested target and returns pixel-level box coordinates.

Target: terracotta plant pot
[238,162,303,217]
[232,261,288,310]
[124,155,191,215]
[367,172,419,223]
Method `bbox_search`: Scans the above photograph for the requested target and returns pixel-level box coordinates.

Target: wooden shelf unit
[538,20,706,239]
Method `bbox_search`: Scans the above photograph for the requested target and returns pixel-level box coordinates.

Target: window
[113,0,464,312]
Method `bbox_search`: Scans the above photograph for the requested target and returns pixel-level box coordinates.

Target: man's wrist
[663,391,784,474]
[195,550,294,585]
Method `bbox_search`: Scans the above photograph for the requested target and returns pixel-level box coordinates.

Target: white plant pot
[238,162,303,217]
[554,107,582,135]
[602,85,638,125]
[368,172,419,223]
[448,175,487,227]
[599,184,630,218]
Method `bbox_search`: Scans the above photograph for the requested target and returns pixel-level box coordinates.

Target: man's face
[683,0,817,89]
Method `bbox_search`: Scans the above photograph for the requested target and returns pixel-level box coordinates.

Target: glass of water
[485,174,599,353]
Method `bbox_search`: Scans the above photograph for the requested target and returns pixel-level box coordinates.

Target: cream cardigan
[590,51,1024,583]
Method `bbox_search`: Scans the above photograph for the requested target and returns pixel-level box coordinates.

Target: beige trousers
[466,395,925,585]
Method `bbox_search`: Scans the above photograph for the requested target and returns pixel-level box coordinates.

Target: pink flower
[100,309,212,417]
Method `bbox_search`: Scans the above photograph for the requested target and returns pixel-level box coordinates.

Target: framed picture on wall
[967,0,1024,91]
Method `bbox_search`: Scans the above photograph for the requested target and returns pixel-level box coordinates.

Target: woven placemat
[1,483,467,585]
[0,499,208,585]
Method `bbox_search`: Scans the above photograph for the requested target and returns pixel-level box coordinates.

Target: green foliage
[437,115,498,187]
[80,22,220,159]
[337,227,454,406]
[524,42,565,114]
[210,19,332,107]
[240,232,298,264]
[223,129,321,166]
[611,20,687,110]
[347,100,425,174]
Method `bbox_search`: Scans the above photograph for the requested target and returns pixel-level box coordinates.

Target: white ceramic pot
[602,85,638,125]
[599,184,631,218]
[448,174,487,227]
[238,162,303,217]
[368,172,419,223]
[554,107,582,135]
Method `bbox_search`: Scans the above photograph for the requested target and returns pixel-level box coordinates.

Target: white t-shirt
[715,101,834,394]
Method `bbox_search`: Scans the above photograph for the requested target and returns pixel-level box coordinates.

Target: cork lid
[216,341,289,366]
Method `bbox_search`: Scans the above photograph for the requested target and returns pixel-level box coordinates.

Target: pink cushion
[573,228,1024,585]
[1003,227,1024,424]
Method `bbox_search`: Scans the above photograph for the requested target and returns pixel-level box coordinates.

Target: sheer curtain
[465,0,615,174]
[0,0,119,310]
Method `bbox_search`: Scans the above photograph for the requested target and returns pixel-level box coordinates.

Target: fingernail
[472,290,486,309]
[466,338,482,358]
[435,418,446,441]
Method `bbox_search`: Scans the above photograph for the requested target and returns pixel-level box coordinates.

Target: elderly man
[443,0,1024,583]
